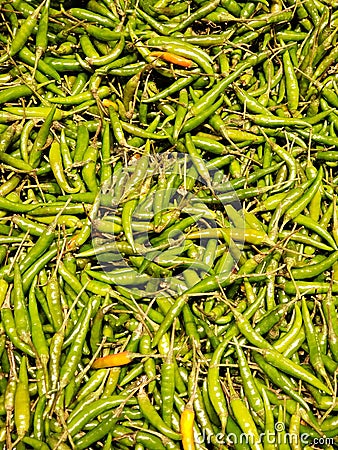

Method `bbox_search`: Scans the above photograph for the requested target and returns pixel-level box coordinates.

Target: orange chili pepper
[180,405,196,450]
[92,351,133,369]
[102,99,115,107]
[150,51,193,68]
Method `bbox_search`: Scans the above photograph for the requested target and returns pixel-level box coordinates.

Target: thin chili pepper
[69,7,116,27]
[28,105,56,168]
[74,412,119,449]
[33,394,46,441]
[281,43,300,116]
[183,303,201,348]
[119,362,144,386]
[261,347,332,394]
[45,273,63,333]
[259,388,275,450]
[14,355,30,441]
[282,166,323,226]
[12,263,31,346]
[69,394,134,436]
[75,369,107,407]
[185,133,212,188]
[137,386,181,440]
[292,251,338,280]
[273,304,303,353]
[62,295,96,350]
[190,368,216,444]
[59,296,100,389]
[28,279,49,380]
[160,334,175,427]
[21,247,58,293]
[207,293,264,431]
[199,378,220,428]
[92,351,133,369]
[293,214,338,250]
[122,199,138,252]
[8,2,45,58]
[3,3,18,35]
[150,51,194,68]
[34,0,50,75]
[0,85,35,105]
[253,351,310,411]
[187,227,272,246]
[82,144,99,193]
[108,105,127,146]
[49,139,79,194]
[233,337,264,418]
[180,401,195,450]
[139,335,156,393]
[18,46,61,81]
[171,0,220,34]
[80,34,100,59]
[190,51,270,117]
[135,431,169,450]
[2,304,35,358]
[226,371,263,450]
[49,85,111,106]
[73,124,89,163]
[301,298,331,389]
[234,84,272,115]
[288,404,302,450]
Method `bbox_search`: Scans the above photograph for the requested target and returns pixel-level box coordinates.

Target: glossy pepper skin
[1,0,338,448]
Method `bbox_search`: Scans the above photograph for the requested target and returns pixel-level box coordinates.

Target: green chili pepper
[137,386,181,440]
[14,356,30,439]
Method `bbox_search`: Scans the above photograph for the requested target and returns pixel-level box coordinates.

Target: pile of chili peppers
[0,0,338,449]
